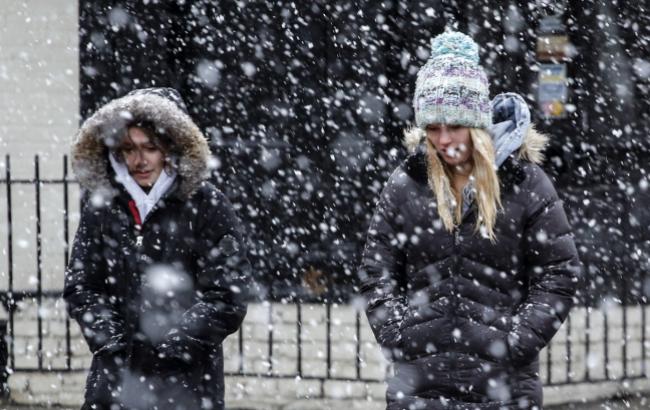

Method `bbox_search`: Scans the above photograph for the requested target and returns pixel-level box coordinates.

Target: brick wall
[6,301,650,409]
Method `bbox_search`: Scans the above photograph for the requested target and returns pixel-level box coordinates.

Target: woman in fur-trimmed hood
[64,87,251,410]
[359,32,580,410]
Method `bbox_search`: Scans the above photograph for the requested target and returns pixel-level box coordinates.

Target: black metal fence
[1,155,73,373]
[1,154,649,390]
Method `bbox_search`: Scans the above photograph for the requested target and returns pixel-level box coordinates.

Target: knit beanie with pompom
[413,31,491,129]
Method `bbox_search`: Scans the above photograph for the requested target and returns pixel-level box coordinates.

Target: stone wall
[5,300,650,409]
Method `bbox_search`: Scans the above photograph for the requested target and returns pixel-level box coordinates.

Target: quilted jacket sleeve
[359,170,409,360]
[157,187,251,362]
[508,164,581,366]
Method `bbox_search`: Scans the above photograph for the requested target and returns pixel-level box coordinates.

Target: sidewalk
[548,395,648,410]
[1,395,648,410]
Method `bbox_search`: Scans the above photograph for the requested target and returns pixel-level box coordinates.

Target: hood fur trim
[403,126,425,153]
[71,93,211,199]
[402,125,549,165]
[516,125,548,164]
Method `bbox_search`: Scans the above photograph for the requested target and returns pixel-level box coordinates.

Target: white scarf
[109,154,177,223]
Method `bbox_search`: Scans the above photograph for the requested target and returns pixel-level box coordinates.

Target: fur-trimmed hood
[403,92,549,166]
[71,88,211,199]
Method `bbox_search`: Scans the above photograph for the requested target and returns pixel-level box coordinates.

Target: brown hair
[111,121,178,170]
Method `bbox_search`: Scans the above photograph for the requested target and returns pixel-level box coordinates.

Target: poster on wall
[536,34,569,61]
[538,63,568,119]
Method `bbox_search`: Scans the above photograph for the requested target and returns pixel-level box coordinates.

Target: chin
[441,157,461,166]
[136,179,153,188]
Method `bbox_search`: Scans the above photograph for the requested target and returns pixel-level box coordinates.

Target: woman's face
[118,127,165,188]
[426,124,473,167]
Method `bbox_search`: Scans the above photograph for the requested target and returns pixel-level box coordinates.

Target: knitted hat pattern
[414,31,491,129]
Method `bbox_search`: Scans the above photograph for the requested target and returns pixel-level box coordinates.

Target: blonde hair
[425,128,502,241]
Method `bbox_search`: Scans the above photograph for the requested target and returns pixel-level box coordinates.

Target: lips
[134,170,152,179]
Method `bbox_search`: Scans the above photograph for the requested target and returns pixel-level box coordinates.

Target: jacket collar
[403,145,526,188]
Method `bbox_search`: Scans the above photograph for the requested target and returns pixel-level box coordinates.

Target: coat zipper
[452,224,460,335]
[127,183,177,248]
[449,206,476,368]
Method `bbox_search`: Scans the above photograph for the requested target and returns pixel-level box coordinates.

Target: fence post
[34,155,43,370]
[0,319,8,398]
[4,155,15,371]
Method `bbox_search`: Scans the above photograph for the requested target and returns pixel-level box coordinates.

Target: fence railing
[1,155,74,373]
[0,154,648,389]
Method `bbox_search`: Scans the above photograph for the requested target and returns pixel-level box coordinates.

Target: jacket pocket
[400,315,454,360]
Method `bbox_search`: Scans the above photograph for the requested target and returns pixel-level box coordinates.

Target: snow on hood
[71,90,211,199]
[403,92,548,166]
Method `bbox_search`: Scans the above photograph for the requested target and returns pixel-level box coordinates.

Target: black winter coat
[65,88,250,410]
[64,182,249,410]
[359,147,580,410]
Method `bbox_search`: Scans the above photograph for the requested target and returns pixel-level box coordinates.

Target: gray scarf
[461,92,530,216]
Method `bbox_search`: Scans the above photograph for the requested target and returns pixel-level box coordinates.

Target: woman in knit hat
[359,31,581,409]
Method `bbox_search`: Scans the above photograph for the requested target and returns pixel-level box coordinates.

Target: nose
[439,126,451,144]
[133,149,147,166]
